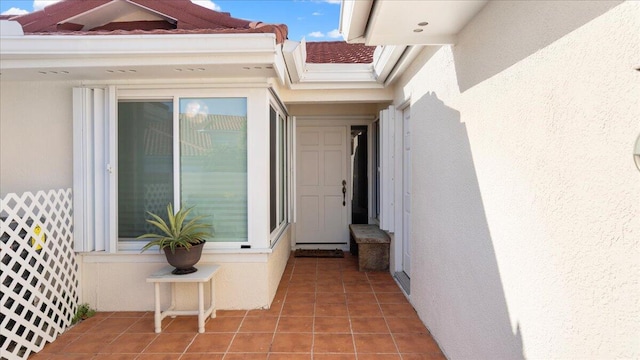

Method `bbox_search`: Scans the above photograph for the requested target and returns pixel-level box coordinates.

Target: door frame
[292,116,375,249]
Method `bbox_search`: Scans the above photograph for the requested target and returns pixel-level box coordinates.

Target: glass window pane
[118,101,174,239]
[179,98,248,242]
[269,107,277,232]
[278,114,286,224]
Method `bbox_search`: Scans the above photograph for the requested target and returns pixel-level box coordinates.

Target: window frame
[113,87,268,251]
[268,97,290,244]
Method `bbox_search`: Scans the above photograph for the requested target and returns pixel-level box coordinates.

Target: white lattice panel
[0,189,78,360]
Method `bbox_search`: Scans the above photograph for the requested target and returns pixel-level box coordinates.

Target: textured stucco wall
[79,253,274,311]
[0,81,77,195]
[395,1,639,359]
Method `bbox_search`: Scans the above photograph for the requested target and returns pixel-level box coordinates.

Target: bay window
[117,98,248,244]
[269,103,289,241]
[73,87,281,252]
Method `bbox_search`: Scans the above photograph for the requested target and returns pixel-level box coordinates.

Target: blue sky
[0,0,343,41]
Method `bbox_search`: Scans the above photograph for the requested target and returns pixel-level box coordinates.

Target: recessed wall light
[418,21,429,26]
[413,28,423,33]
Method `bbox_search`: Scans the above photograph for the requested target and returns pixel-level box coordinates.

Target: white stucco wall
[0,80,77,195]
[395,1,639,359]
[79,227,291,311]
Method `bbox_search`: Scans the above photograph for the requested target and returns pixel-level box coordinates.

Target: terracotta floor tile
[268,353,312,359]
[347,302,383,317]
[216,310,248,317]
[38,333,80,353]
[271,333,313,353]
[287,283,317,293]
[393,333,441,354]
[124,317,157,333]
[385,316,429,333]
[239,316,279,332]
[380,303,419,318]
[358,354,401,360]
[353,333,398,353]
[313,354,356,360]
[277,316,314,332]
[372,282,403,293]
[136,354,181,360]
[101,333,156,353]
[164,317,201,332]
[180,354,225,360]
[344,283,374,293]
[92,354,138,360]
[186,333,234,352]
[315,303,349,317]
[313,333,354,353]
[316,292,346,304]
[350,317,390,333]
[49,354,100,360]
[110,311,148,318]
[205,316,243,332]
[228,333,273,353]
[345,292,377,304]
[224,353,269,360]
[375,292,409,304]
[315,283,345,293]
[400,353,447,360]
[313,316,351,333]
[281,302,315,316]
[33,253,443,360]
[65,316,103,333]
[143,333,195,353]
[62,332,119,353]
[285,292,316,303]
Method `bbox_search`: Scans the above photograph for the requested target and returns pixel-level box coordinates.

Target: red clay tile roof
[305,41,375,64]
[6,0,288,43]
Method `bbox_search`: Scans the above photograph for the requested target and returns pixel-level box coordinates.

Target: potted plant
[139,203,212,275]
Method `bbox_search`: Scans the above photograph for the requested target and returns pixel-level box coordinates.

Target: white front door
[296,126,349,246]
[402,108,412,276]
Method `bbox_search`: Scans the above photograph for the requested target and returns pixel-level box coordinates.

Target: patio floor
[31,252,445,359]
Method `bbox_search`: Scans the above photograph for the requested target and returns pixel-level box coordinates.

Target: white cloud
[191,0,221,11]
[312,11,322,16]
[308,31,325,38]
[1,7,29,15]
[323,0,341,4]
[33,0,62,11]
[327,29,341,38]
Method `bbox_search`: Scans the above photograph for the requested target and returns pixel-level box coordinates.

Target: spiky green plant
[139,203,212,254]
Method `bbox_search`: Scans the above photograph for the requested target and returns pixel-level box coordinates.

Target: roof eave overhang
[282,39,384,91]
[339,0,372,44]
[0,29,286,82]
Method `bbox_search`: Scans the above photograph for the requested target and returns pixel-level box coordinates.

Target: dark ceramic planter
[163,240,205,275]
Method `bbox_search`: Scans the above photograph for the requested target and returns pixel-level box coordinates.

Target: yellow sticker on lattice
[30,225,47,251]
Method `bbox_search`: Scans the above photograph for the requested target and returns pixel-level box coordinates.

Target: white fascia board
[282,39,306,83]
[340,0,373,43]
[303,63,377,83]
[273,44,287,85]
[373,45,406,83]
[0,33,278,69]
[384,45,424,86]
[287,81,384,91]
[0,20,23,36]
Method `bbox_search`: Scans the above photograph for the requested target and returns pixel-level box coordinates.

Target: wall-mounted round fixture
[418,22,429,26]
[413,28,423,33]
[634,133,640,171]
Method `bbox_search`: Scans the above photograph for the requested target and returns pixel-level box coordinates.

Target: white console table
[146,264,220,333]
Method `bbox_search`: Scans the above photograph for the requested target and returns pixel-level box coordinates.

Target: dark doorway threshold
[395,271,411,295]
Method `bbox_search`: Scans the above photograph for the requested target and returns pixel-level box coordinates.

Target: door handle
[342,180,346,206]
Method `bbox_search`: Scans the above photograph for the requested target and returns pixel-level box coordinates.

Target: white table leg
[154,283,161,333]
[197,282,205,333]
[210,278,216,318]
